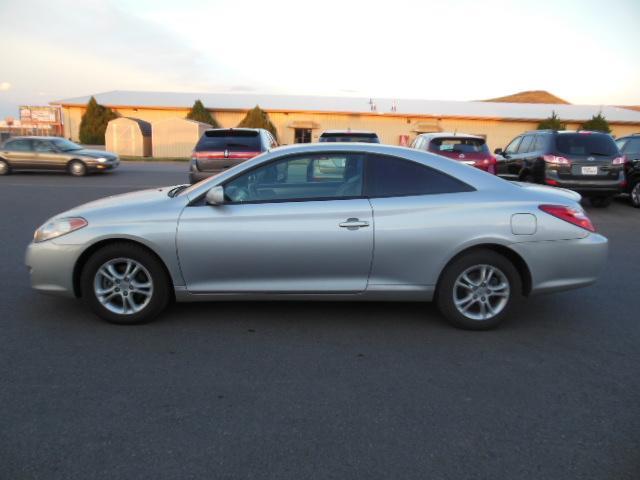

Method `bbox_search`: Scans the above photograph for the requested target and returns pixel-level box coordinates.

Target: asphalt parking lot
[1,162,639,480]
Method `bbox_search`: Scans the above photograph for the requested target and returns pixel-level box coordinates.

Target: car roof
[203,128,265,134]
[417,132,485,140]
[522,129,612,136]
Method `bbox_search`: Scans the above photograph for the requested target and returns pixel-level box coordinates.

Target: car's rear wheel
[630,180,640,208]
[0,159,10,175]
[80,243,170,324]
[588,195,612,208]
[68,160,87,177]
[436,250,522,330]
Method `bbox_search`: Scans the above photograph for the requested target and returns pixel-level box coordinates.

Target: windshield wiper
[168,185,189,197]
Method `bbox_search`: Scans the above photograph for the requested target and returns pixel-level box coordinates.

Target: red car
[411,133,497,174]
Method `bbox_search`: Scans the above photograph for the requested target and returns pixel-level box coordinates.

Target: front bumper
[88,158,120,172]
[25,240,85,298]
[511,233,608,296]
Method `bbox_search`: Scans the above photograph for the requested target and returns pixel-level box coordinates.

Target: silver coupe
[25,143,608,329]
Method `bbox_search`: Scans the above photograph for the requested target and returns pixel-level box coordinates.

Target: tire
[0,159,10,175]
[80,243,171,324]
[436,249,522,330]
[521,172,535,183]
[630,180,640,208]
[588,196,612,208]
[68,160,87,177]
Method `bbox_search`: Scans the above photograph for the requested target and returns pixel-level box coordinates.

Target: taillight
[539,204,595,232]
[545,179,559,186]
[543,154,571,166]
[612,155,626,165]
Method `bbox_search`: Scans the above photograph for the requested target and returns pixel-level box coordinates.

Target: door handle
[339,218,370,229]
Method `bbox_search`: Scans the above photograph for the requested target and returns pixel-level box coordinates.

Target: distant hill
[482,90,570,104]
[621,106,640,112]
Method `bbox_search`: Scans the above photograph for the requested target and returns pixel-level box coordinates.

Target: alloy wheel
[632,182,640,207]
[93,258,154,315]
[453,264,510,321]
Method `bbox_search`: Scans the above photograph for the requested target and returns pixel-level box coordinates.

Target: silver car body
[26,143,608,303]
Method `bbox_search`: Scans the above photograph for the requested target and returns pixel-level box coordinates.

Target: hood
[61,185,179,219]
[511,182,582,202]
[73,148,118,160]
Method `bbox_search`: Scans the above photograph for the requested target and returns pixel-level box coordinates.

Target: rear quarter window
[366,154,474,197]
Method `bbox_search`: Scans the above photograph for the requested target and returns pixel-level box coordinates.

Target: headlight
[34,217,88,243]
[96,157,107,163]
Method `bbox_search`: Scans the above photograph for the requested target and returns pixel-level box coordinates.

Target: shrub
[537,111,565,131]
[237,105,278,140]
[186,100,219,127]
[79,97,118,145]
[581,113,611,133]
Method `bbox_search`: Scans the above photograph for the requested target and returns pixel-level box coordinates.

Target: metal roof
[52,90,640,124]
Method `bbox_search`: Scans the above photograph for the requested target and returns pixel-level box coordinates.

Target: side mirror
[494,148,503,155]
[205,186,225,205]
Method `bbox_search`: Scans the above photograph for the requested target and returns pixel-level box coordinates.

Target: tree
[186,100,219,127]
[537,111,565,131]
[581,112,611,133]
[79,97,118,145]
[237,105,278,140]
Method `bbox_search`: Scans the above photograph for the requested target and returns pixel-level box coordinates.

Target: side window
[224,152,364,203]
[532,135,546,152]
[504,137,522,155]
[5,139,32,151]
[33,140,54,152]
[517,135,534,154]
[366,154,474,198]
[624,138,640,155]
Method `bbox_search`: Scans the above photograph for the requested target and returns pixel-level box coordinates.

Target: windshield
[195,130,260,152]
[49,138,83,151]
[555,133,618,156]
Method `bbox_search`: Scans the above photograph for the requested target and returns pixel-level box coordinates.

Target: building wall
[62,105,640,155]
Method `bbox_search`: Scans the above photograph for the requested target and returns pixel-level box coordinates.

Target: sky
[0,0,639,118]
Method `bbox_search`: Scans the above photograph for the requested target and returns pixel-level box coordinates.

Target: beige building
[53,91,640,156]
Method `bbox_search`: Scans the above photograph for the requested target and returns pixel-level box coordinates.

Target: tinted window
[195,130,261,152]
[622,138,640,155]
[320,132,379,143]
[555,133,618,156]
[33,140,54,152]
[224,152,364,203]
[504,137,522,154]
[517,135,534,154]
[5,139,32,151]
[430,137,489,154]
[532,135,547,152]
[367,154,474,197]
[50,138,83,151]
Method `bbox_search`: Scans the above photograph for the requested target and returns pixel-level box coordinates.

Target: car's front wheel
[0,159,10,175]
[630,180,640,208]
[80,243,171,324]
[436,250,522,330]
[68,160,87,177]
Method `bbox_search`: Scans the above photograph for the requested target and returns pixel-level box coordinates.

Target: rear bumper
[511,234,608,296]
[545,170,624,195]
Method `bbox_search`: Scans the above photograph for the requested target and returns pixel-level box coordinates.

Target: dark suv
[495,130,625,207]
[615,134,640,208]
[189,128,277,183]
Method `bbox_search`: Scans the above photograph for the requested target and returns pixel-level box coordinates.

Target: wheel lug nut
[115,288,120,292]
[123,291,128,296]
